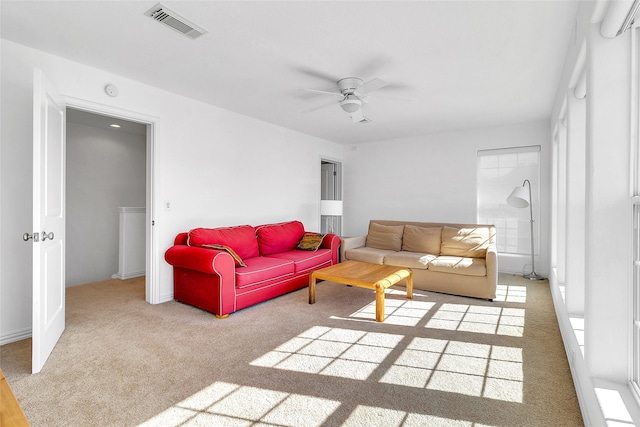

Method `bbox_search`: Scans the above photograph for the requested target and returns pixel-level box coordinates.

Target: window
[477,146,540,255]
[631,25,640,403]
[632,199,640,399]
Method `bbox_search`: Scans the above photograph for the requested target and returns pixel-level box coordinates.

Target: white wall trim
[0,327,32,346]
[549,269,603,426]
[63,96,161,304]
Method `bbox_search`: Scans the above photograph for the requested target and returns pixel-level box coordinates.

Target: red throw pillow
[255,220,305,255]
[187,225,259,260]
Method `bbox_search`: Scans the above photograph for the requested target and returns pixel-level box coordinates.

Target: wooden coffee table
[309,260,413,322]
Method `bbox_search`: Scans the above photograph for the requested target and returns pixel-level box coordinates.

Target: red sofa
[164,220,340,318]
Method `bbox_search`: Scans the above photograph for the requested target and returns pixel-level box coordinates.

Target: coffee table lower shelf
[309,260,413,322]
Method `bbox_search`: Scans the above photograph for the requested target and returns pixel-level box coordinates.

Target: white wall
[0,39,343,344]
[66,120,146,287]
[342,120,551,276]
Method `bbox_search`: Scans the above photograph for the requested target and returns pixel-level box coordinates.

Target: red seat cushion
[235,256,294,289]
[266,249,333,274]
[187,225,259,260]
[255,221,305,255]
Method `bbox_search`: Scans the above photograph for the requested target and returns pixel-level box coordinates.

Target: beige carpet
[0,273,583,427]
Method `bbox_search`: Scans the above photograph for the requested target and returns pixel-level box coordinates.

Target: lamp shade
[320,200,343,216]
[507,185,529,208]
[340,95,362,113]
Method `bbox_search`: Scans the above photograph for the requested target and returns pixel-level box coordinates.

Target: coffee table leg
[309,274,316,304]
[375,285,384,322]
[406,271,413,300]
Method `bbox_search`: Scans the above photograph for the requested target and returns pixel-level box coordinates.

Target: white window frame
[477,146,541,257]
[632,198,640,400]
[631,24,640,404]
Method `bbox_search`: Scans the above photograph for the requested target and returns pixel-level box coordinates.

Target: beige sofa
[341,220,497,300]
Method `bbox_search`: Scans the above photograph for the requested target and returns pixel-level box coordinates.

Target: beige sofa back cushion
[402,225,442,254]
[366,223,404,251]
[440,226,490,258]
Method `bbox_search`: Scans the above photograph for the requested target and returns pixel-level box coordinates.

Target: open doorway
[320,159,343,235]
[65,108,150,297]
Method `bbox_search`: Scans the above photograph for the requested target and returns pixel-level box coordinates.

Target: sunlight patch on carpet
[138,381,340,427]
[380,337,523,403]
[349,290,436,325]
[342,405,496,427]
[250,325,523,404]
[251,326,403,380]
[494,284,527,303]
[426,303,525,337]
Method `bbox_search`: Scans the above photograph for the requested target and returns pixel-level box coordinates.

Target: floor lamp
[507,179,544,280]
[320,200,343,235]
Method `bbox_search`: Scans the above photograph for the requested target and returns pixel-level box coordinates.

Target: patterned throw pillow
[201,244,246,267]
[297,232,325,251]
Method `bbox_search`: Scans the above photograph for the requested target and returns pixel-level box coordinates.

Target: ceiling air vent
[144,3,207,39]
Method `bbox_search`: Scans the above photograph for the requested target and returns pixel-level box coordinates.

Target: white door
[320,162,337,200]
[320,161,342,234]
[31,69,66,374]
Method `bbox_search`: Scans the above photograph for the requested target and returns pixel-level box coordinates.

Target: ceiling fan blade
[301,100,337,114]
[369,93,411,103]
[357,78,389,95]
[350,109,365,123]
[301,88,344,97]
[353,57,391,79]
[296,66,340,84]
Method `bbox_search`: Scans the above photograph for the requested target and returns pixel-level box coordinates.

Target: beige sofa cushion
[366,223,404,251]
[440,226,490,258]
[402,225,441,254]
[345,247,396,264]
[384,251,434,270]
[428,256,487,277]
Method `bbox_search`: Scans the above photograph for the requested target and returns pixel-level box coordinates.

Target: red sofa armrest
[165,244,237,317]
[165,245,235,276]
[321,233,341,265]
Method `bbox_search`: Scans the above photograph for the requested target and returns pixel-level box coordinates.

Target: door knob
[23,232,40,242]
[42,231,54,241]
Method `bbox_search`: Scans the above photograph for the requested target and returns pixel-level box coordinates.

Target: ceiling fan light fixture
[340,95,362,113]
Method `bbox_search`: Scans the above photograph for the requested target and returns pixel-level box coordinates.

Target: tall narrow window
[632,199,640,399]
[477,146,541,255]
[631,25,640,402]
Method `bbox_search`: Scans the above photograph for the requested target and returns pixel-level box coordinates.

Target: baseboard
[549,270,605,426]
[0,327,31,346]
[158,292,174,304]
[111,271,145,280]
[498,268,548,278]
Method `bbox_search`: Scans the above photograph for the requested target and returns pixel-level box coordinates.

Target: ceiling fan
[302,77,389,123]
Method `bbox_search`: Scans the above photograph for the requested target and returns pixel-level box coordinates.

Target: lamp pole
[522,180,543,280]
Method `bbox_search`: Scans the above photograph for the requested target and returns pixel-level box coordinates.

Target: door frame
[64,96,160,304]
[320,157,343,235]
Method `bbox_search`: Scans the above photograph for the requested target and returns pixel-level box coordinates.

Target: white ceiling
[1,1,579,144]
